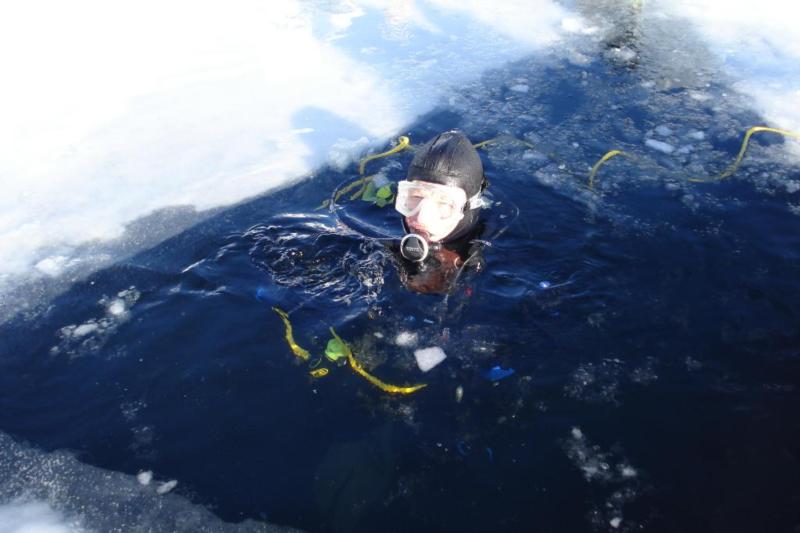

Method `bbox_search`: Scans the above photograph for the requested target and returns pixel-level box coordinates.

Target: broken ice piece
[136,470,153,486]
[414,346,447,372]
[156,480,178,495]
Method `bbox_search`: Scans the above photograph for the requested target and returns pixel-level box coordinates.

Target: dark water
[3,33,800,533]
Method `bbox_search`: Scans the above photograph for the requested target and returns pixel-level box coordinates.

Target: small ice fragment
[509,84,529,93]
[107,299,126,316]
[571,427,583,439]
[423,318,435,325]
[645,139,675,154]
[137,470,153,485]
[455,385,464,403]
[688,130,705,141]
[610,517,622,528]
[156,480,178,495]
[414,347,447,372]
[373,331,384,339]
[395,331,418,347]
[73,322,99,337]
[620,465,638,478]
[538,280,551,289]
[655,125,672,136]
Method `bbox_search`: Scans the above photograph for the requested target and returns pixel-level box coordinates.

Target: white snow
[0,500,84,533]
[136,471,153,486]
[414,346,447,372]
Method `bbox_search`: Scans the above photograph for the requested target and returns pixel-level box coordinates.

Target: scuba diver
[391,130,488,294]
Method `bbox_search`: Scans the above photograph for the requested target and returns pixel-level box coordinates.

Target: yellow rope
[474,135,535,150]
[689,126,800,183]
[587,126,800,189]
[328,328,427,395]
[359,136,410,176]
[271,308,425,394]
[272,307,311,361]
[309,368,329,378]
[588,150,626,190]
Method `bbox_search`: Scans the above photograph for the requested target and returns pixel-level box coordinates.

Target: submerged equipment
[272,307,427,395]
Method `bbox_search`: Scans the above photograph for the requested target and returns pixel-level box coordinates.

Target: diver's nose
[415,198,439,225]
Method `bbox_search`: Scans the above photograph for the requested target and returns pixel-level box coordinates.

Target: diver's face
[403,185,464,242]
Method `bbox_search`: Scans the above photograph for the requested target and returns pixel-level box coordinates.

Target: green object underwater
[325,336,348,362]
[360,175,394,207]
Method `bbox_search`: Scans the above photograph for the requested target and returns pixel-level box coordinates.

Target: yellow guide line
[359,136,410,176]
[309,368,329,378]
[689,126,800,183]
[588,150,625,190]
[588,126,800,189]
[271,308,426,394]
[272,307,311,361]
[328,328,427,395]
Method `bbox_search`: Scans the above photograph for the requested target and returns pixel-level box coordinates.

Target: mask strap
[467,191,486,210]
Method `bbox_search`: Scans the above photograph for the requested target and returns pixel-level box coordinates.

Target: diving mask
[395,180,482,221]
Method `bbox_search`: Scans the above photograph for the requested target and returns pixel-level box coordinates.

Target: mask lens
[396,181,466,219]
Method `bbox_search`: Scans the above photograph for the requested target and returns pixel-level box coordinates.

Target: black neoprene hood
[405,130,485,242]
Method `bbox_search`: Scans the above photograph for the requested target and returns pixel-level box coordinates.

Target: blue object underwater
[483,365,516,382]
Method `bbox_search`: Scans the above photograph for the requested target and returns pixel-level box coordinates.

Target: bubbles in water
[565,427,641,531]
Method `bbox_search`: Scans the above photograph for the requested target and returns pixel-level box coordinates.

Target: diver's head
[395,131,485,258]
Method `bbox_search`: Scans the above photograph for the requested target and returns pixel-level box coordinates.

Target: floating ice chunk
[156,480,178,495]
[610,517,622,528]
[687,130,706,141]
[645,139,675,154]
[137,470,153,486]
[620,465,638,478]
[571,427,583,440]
[655,125,673,136]
[395,331,418,347]
[414,346,446,372]
[689,91,711,102]
[107,299,126,316]
[509,84,529,93]
[72,322,99,338]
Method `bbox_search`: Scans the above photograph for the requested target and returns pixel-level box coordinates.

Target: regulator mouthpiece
[400,233,429,262]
